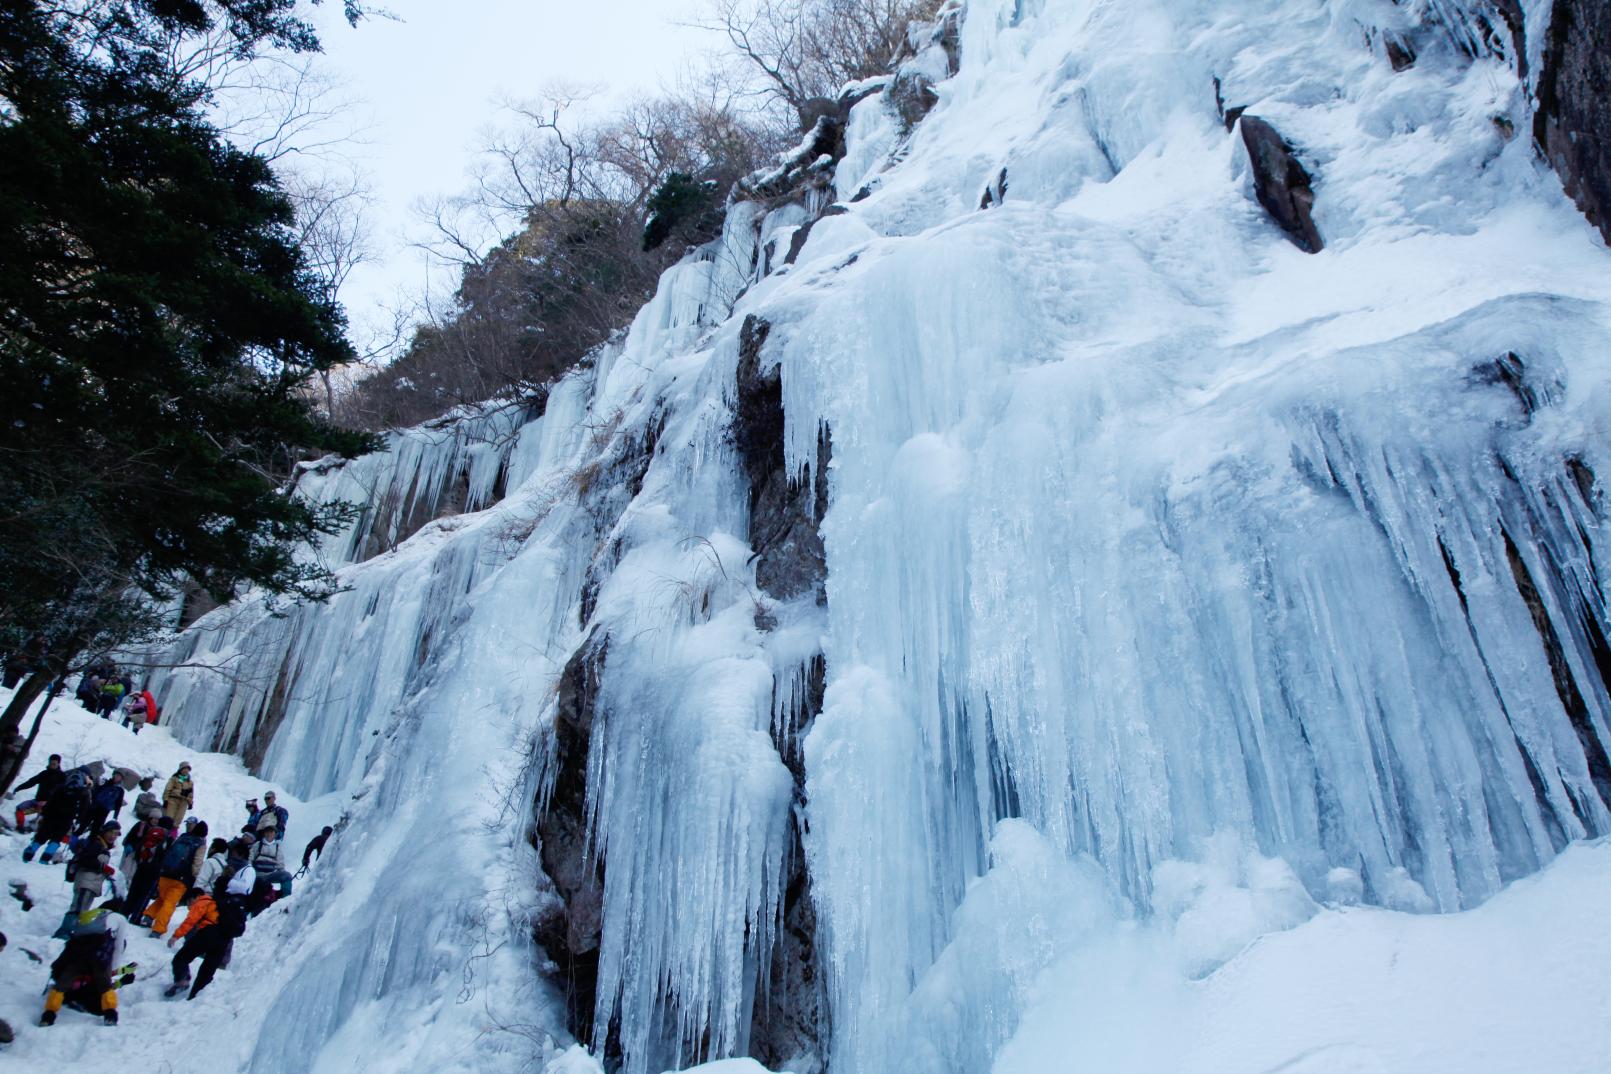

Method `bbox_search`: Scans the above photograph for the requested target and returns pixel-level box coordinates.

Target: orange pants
[145,877,187,935]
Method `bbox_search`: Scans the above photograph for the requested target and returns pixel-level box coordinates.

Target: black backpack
[159,833,201,880]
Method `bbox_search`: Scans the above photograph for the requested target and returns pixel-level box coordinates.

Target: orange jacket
[172,894,217,939]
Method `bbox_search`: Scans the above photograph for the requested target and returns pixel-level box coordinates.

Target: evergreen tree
[0,0,377,789]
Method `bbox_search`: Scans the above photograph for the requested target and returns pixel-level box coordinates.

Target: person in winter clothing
[54,822,121,939]
[162,763,194,823]
[120,687,160,733]
[41,906,130,1026]
[248,824,292,910]
[75,674,102,711]
[298,825,334,877]
[246,790,289,838]
[124,815,175,924]
[10,753,63,830]
[23,769,92,862]
[167,838,230,948]
[121,694,147,732]
[144,820,207,935]
[96,678,125,719]
[168,838,255,999]
[83,775,126,835]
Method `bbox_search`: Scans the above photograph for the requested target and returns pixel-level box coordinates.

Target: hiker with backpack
[55,822,121,939]
[166,838,229,947]
[162,762,194,823]
[124,814,175,924]
[167,836,255,1000]
[22,763,98,863]
[40,905,134,1026]
[122,689,159,733]
[144,820,208,935]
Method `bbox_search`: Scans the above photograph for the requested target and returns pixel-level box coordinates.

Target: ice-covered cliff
[144,1,1611,1072]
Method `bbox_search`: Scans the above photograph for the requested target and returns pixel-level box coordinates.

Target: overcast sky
[305,1,712,345]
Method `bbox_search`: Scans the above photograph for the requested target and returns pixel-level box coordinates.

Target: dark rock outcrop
[732,316,830,605]
[1384,32,1417,71]
[1238,115,1324,253]
[730,317,832,1070]
[890,68,940,130]
[533,633,609,1047]
[979,167,1008,210]
[746,84,884,206]
[1535,0,1611,243]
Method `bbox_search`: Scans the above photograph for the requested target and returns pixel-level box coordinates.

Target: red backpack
[138,825,171,863]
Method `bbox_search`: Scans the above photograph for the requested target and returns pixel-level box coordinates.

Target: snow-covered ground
[0,690,343,1064]
[10,690,1611,1073]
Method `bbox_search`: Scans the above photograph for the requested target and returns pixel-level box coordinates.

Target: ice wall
[145,1,1611,1073]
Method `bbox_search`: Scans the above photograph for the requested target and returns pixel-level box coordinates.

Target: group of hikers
[73,663,160,733]
[4,733,335,1030]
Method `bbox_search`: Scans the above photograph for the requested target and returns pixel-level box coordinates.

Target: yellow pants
[145,877,187,935]
[44,987,116,1014]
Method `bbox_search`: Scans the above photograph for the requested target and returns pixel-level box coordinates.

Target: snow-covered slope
[91,0,1611,1072]
[0,693,343,1065]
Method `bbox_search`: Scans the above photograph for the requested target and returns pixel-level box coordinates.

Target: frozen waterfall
[145,1,1611,1072]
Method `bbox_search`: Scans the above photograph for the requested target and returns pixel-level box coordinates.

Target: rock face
[732,315,829,606]
[731,314,831,1070]
[533,634,609,1050]
[1238,115,1324,253]
[1535,0,1611,243]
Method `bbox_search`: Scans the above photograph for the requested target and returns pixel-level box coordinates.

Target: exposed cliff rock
[732,316,829,606]
[1238,115,1324,253]
[1536,0,1611,242]
[533,632,610,1047]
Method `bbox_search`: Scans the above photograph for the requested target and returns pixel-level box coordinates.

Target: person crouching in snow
[161,762,193,823]
[167,836,254,999]
[40,904,133,1026]
[248,823,292,912]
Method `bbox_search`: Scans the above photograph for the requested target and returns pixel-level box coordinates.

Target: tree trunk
[0,670,53,795]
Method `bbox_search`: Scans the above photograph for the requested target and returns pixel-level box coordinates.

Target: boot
[38,1010,55,1027]
[164,978,189,999]
[102,1009,118,1026]
[20,845,35,863]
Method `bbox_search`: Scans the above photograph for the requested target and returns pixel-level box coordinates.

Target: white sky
[304,1,712,346]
